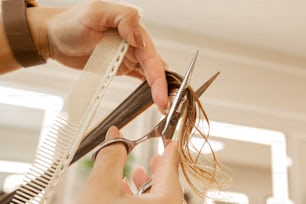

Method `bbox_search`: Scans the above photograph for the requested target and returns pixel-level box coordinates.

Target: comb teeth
[11,31,128,204]
[11,114,79,204]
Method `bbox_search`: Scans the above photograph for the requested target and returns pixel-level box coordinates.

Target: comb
[1,72,220,204]
[10,30,128,204]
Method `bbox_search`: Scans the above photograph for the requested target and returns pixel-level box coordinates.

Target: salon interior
[0,0,306,203]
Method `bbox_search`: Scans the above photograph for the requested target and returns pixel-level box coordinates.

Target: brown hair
[167,71,229,197]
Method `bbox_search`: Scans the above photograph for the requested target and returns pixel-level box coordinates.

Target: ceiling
[0,0,306,189]
[131,0,306,59]
[40,0,306,60]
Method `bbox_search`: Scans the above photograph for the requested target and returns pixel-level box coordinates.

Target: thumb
[150,141,182,198]
[86,126,127,194]
[86,1,144,48]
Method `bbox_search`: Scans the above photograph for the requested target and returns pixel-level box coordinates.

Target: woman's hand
[27,1,168,113]
[76,126,184,204]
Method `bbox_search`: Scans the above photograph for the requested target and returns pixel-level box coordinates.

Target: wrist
[26,7,57,61]
[2,0,48,67]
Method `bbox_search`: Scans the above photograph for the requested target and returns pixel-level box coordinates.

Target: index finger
[134,26,168,113]
[108,4,168,113]
[94,2,169,113]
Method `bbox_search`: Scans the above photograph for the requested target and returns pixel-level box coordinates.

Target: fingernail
[138,166,146,173]
[105,127,113,140]
[123,176,129,183]
[161,60,169,70]
[159,101,170,115]
[133,30,145,48]
[165,101,171,114]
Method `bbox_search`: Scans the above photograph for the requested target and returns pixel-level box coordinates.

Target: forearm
[0,7,61,74]
[26,7,63,63]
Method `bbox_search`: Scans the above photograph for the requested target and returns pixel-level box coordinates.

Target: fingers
[117,47,145,79]
[122,177,133,194]
[86,1,168,113]
[133,27,168,114]
[123,29,168,113]
[131,141,182,202]
[86,126,127,195]
[150,141,182,197]
[149,154,162,173]
[132,167,151,189]
[119,19,168,112]
[132,142,180,195]
[119,48,139,74]
[47,0,168,113]
[84,1,143,47]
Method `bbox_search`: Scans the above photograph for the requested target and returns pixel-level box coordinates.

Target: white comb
[11,30,128,204]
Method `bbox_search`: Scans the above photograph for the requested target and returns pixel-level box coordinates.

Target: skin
[0,1,183,203]
[0,0,169,113]
[76,126,183,204]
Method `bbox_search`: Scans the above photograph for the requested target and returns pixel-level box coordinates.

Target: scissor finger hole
[91,139,130,163]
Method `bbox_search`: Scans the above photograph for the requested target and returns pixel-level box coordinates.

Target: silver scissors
[91,50,198,194]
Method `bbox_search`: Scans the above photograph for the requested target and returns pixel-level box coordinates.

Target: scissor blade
[167,50,198,114]
[162,51,198,136]
[195,72,220,97]
[180,50,198,90]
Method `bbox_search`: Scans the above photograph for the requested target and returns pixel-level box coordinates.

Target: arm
[0,6,61,74]
[0,1,168,113]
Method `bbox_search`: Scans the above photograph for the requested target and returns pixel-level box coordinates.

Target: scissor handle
[137,179,153,195]
[91,138,130,163]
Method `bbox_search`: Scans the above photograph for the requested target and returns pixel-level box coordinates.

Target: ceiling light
[0,160,30,174]
[3,174,25,193]
[0,86,64,145]
[209,121,285,145]
[0,86,63,111]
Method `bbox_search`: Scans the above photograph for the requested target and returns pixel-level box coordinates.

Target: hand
[76,126,184,204]
[26,1,168,113]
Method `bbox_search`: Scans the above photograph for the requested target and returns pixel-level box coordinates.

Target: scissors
[91,50,198,194]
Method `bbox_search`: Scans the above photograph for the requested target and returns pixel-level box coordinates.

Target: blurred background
[1,0,306,203]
